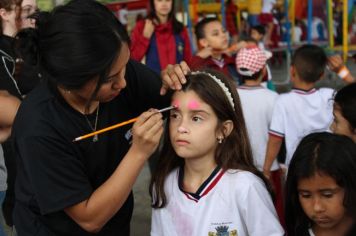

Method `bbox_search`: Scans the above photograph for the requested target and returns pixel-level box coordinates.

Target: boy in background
[263,45,334,178]
[190,17,241,84]
[236,46,284,226]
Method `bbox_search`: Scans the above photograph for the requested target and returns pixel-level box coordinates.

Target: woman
[12,0,188,235]
[130,0,192,74]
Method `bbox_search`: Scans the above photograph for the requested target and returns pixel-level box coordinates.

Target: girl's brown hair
[149,69,273,208]
[0,0,22,33]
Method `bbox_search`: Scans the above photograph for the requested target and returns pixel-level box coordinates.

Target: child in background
[285,132,356,236]
[130,0,192,74]
[236,46,284,227]
[331,83,356,142]
[250,25,275,90]
[263,45,334,178]
[190,17,241,84]
[259,0,277,46]
[150,70,284,236]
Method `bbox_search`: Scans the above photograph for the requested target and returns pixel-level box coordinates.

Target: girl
[130,0,192,74]
[285,132,356,236]
[12,0,187,235]
[331,83,356,142]
[150,70,284,236]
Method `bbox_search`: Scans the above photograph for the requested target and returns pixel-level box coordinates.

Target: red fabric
[190,54,235,79]
[259,13,274,25]
[270,169,285,230]
[130,20,192,70]
[225,2,238,36]
[130,20,150,62]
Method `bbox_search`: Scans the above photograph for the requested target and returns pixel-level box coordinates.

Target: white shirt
[269,88,334,166]
[262,0,276,13]
[238,86,280,171]
[151,168,284,236]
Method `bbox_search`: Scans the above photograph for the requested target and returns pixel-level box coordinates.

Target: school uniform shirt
[130,19,192,74]
[269,88,334,166]
[237,85,279,171]
[151,167,284,236]
[190,54,241,85]
[12,60,169,236]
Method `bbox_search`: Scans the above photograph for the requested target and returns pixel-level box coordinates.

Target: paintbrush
[73,105,176,142]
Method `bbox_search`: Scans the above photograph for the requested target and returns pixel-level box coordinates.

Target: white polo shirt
[238,85,280,171]
[151,167,284,236]
[269,88,334,166]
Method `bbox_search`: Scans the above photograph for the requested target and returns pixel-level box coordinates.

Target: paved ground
[130,54,356,236]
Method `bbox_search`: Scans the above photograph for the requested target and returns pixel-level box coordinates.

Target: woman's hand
[143,19,155,39]
[130,109,164,159]
[160,61,190,95]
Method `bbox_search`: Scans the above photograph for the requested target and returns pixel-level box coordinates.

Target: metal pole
[221,0,226,28]
[343,0,348,61]
[307,0,313,44]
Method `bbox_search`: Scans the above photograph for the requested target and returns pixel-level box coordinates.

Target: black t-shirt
[12,60,169,235]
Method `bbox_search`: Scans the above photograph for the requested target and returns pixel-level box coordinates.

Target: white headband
[190,71,235,111]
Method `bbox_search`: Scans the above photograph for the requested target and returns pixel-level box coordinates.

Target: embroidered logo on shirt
[208,225,237,236]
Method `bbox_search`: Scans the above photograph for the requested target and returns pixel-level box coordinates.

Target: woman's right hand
[143,19,155,39]
[130,109,164,159]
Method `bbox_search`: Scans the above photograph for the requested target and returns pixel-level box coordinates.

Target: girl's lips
[176,139,189,145]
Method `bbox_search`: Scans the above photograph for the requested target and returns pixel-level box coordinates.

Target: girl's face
[298,173,348,231]
[154,0,172,19]
[75,44,130,103]
[169,90,222,162]
[200,21,229,51]
[331,105,356,142]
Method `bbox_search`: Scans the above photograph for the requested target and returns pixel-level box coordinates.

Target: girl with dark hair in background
[331,83,356,143]
[285,132,356,236]
[130,0,192,74]
[150,70,284,236]
[12,0,189,235]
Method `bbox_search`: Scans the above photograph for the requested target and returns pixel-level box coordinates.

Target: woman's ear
[0,8,7,20]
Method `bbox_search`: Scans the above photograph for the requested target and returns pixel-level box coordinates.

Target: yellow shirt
[247,0,262,14]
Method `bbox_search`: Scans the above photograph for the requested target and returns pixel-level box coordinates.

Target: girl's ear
[221,120,233,138]
[199,38,208,48]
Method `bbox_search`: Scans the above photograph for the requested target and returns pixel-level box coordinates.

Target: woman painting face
[20,0,37,29]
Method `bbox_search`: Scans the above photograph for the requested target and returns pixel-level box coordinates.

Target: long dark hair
[334,83,356,131]
[149,70,273,208]
[285,132,356,236]
[148,0,183,34]
[15,0,130,106]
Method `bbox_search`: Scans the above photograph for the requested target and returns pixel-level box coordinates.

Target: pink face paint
[172,100,180,109]
[187,100,200,110]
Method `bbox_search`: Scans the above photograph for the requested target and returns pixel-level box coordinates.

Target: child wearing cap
[190,17,242,85]
[236,46,284,227]
[263,45,334,181]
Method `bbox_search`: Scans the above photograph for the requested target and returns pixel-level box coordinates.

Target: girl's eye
[192,116,202,122]
[321,191,334,198]
[170,113,179,119]
[299,192,311,198]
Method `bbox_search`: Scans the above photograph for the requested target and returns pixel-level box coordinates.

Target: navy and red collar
[178,166,225,202]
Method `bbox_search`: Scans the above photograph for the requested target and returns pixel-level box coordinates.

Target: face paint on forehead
[172,100,180,109]
[187,100,200,110]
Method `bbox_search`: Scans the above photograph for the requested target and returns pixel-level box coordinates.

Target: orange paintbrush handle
[73,117,138,142]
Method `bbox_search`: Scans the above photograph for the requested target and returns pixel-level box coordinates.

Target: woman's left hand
[160,61,190,95]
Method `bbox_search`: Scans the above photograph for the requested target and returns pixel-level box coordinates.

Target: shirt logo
[208,225,237,236]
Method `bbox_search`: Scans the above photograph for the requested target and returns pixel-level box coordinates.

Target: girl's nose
[177,126,188,134]
[313,198,325,213]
